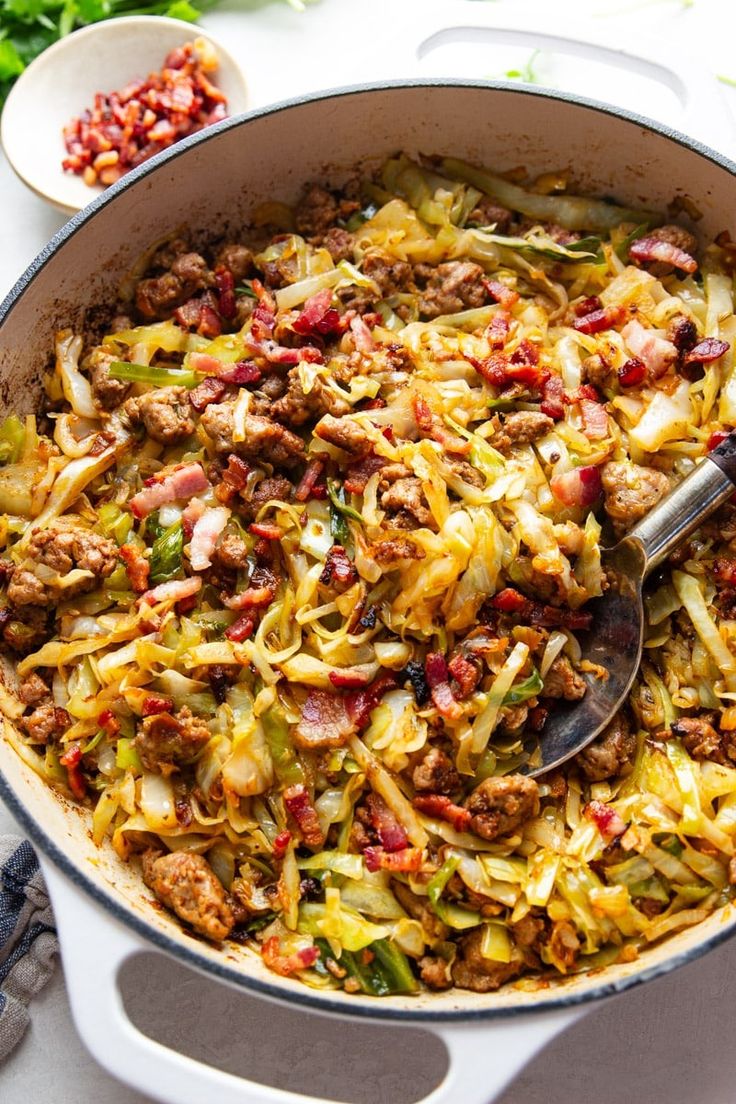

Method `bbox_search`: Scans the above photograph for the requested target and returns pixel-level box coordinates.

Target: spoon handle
[626,433,736,577]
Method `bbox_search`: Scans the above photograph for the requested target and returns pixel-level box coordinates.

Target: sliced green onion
[109,361,200,388]
[149,521,184,584]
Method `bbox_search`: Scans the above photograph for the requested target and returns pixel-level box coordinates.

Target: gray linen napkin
[0,836,57,1061]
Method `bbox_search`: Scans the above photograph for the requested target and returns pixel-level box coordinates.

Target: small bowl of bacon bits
[0,16,247,214]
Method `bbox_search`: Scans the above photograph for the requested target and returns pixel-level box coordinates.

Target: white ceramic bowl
[0,15,248,214]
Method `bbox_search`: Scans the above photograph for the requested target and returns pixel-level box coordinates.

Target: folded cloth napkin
[0,837,57,1062]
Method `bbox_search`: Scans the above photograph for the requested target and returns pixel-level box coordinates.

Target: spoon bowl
[527,434,736,776]
[0,16,248,214]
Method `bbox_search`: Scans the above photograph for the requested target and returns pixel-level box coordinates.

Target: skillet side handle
[42,859,583,1104]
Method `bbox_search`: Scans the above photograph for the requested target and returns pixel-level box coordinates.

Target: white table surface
[4,0,736,1100]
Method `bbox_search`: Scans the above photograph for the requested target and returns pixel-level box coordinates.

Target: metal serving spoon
[527,434,736,776]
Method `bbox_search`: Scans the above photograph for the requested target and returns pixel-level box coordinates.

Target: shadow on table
[120,931,736,1104]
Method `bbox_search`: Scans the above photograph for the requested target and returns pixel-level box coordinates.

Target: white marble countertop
[4,0,736,1100]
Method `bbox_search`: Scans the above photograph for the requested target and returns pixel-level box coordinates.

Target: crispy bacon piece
[622,318,677,379]
[217,361,263,384]
[468,351,507,387]
[130,462,209,519]
[618,357,646,387]
[345,673,397,728]
[447,653,480,699]
[413,395,433,433]
[490,588,528,612]
[189,376,226,412]
[294,458,326,502]
[175,298,222,337]
[579,399,609,440]
[119,543,150,593]
[365,793,408,852]
[483,278,519,308]
[190,506,230,571]
[550,465,603,507]
[245,331,323,366]
[541,374,565,420]
[142,695,175,717]
[181,497,206,540]
[685,338,730,364]
[249,522,282,540]
[221,455,250,492]
[363,847,423,873]
[412,794,472,832]
[584,799,626,839]
[350,313,376,353]
[295,690,355,748]
[344,455,386,495]
[425,653,463,721]
[293,288,341,336]
[319,545,356,587]
[574,296,602,316]
[222,568,277,610]
[573,305,625,335]
[225,613,256,642]
[98,709,121,737]
[328,669,373,689]
[485,311,511,349]
[630,236,698,273]
[214,265,236,320]
[262,936,320,976]
[412,395,470,455]
[139,575,202,607]
[283,783,325,848]
[272,829,292,861]
[59,743,87,800]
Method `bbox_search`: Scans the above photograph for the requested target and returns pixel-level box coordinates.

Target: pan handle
[42,858,583,1104]
[395,0,734,151]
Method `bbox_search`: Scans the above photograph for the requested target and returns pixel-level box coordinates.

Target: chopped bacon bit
[630,236,698,274]
[189,376,226,412]
[283,783,325,848]
[175,297,222,337]
[350,313,377,353]
[142,695,175,717]
[62,40,229,187]
[328,669,373,689]
[413,794,472,833]
[550,465,602,507]
[345,673,397,729]
[574,296,602,316]
[190,505,230,572]
[669,316,698,353]
[295,458,326,502]
[570,383,601,403]
[447,653,480,699]
[618,357,646,387]
[130,462,209,519]
[214,265,236,320]
[98,709,121,737]
[579,399,609,440]
[262,936,320,976]
[59,743,87,800]
[225,613,256,642]
[511,339,540,367]
[573,305,625,335]
[490,588,528,612]
[365,793,408,852]
[685,338,730,364]
[425,653,463,720]
[413,395,433,433]
[541,374,565,420]
[293,288,341,337]
[485,311,511,349]
[222,569,277,609]
[138,575,202,609]
[249,522,282,540]
[319,544,356,587]
[215,361,263,385]
[584,799,626,839]
[468,352,508,387]
[363,847,423,873]
[483,278,519,308]
[272,829,292,860]
[119,543,150,594]
[344,455,385,495]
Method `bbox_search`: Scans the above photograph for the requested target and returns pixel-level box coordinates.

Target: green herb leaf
[149,521,184,584]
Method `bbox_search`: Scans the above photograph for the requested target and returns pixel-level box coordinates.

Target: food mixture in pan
[3,154,736,996]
